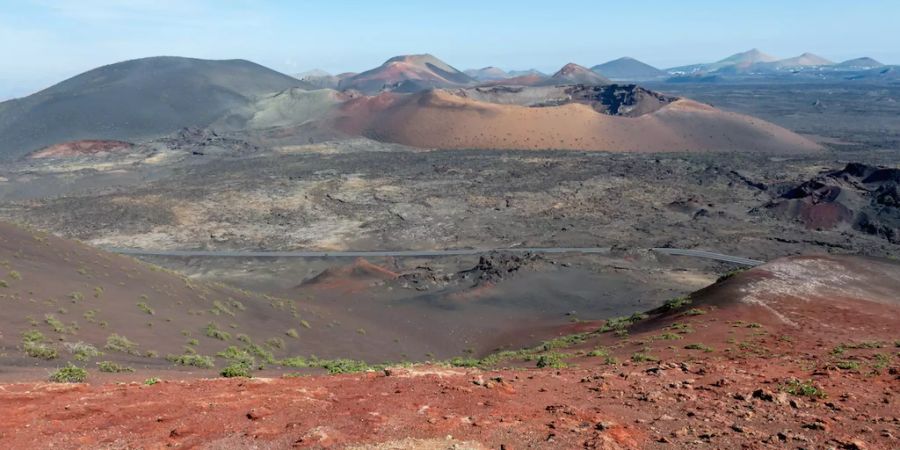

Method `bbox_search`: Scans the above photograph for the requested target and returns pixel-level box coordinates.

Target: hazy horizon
[2,0,899,100]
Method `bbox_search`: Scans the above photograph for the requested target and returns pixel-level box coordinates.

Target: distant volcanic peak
[555,63,590,76]
[548,63,612,85]
[837,57,884,68]
[339,54,473,92]
[465,66,511,81]
[591,57,665,79]
[508,69,546,77]
[384,54,463,74]
[778,53,834,67]
[721,48,779,65]
[297,68,331,78]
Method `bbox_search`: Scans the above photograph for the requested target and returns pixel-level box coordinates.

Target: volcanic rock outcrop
[764,163,900,242]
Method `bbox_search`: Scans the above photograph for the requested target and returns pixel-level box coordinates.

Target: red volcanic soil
[300,257,400,294]
[29,140,134,159]
[2,255,897,448]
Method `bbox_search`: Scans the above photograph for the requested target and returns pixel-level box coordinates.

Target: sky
[1,0,899,99]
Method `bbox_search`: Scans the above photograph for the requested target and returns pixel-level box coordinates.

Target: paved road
[107,247,765,266]
[650,248,765,267]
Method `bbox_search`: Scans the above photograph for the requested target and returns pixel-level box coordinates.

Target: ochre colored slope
[335,90,822,153]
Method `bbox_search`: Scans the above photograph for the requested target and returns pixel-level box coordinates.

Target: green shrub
[655,332,683,341]
[661,296,692,311]
[24,341,58,359]
[205,322,231,341]
[716,269,746,283]
[44,314,73,334]
[166,352,215,369]
[97,361,134,373]
[448,357,480,368]
[22,330,58,359]
[65,342,102,361]
[782,379,826,398]
[49,363,88,383]
[684,343,714,352]
[212,300,235,317]
[144,377,160,386]
[286,328,299,338]
[631,352,659,363]
[536,353,568,369]
[22,329,45,343]
[265,337,285,350]
[669,322,694,333]
[278,356,310,368]
[871,353,891,373]
[597,312,650,333]
[834,360,860,370]
[312,358,371,374]
[137,302,155,315]
[105,334,140,355]
[245,343,275,364]
[217,346,256,367]
[220,362,252,378]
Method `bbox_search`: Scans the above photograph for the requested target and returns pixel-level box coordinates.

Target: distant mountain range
[666,49,885,78]
[0,50,894,159]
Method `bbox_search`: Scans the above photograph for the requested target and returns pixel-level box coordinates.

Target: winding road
[107,247,765,266]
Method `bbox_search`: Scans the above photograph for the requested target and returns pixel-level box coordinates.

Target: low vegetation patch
[44,314,74,334]
[782,379,826,399]
[22,330,58,360]
[833,360,860,371]
[684,343,714,352]
[600,313,647,333]
[217,346,256,367]
[166,351,215,369]
[49,363,88,383]
[97,361,135,373]
[660,296,692,312]
[136,302,155,315]
[105,334,140,355]
[277,356,374,374]
[716,268,746,283]
[220,361,252,378]
[205,322,231,341]
[631,352,659,363]
[536,352,568,369]
[64,342,102,361]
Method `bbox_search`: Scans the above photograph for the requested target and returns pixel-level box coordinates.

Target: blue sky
[1,0,899,99]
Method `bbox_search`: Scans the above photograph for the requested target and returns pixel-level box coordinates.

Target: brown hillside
[335,89,823,153]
